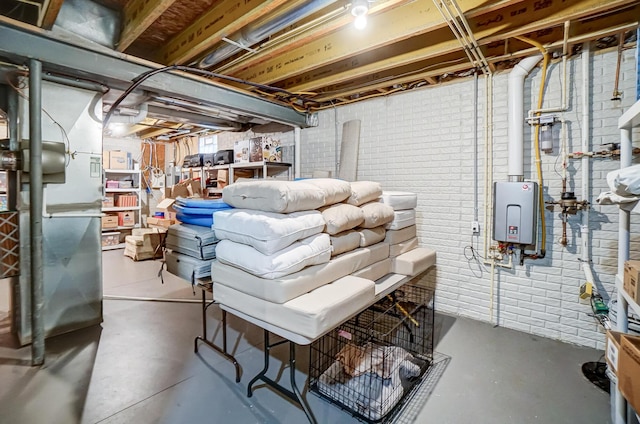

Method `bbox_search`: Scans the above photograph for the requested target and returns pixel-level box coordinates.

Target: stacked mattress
[208,179,436,341]
[165,223,219,283]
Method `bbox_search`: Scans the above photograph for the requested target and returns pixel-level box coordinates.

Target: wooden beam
[230,0,636,86]
[41,0,64,29]
[140,125,182,139]
[156,0,292,65]
[117,0,178,52]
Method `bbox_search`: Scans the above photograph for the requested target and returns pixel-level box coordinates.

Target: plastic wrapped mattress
[165,223,218,260]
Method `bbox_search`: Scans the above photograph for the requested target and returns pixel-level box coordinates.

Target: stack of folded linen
[171,197,233,227]
[164,223,220,283]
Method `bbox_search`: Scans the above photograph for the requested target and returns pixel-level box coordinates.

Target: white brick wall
[300,48,640,349]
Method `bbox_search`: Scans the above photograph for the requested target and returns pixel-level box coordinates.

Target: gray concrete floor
[0,250,611,424]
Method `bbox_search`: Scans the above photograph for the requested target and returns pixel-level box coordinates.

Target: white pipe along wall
[507,55,542,181]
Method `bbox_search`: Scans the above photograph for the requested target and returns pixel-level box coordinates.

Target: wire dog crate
[309,284,434,423]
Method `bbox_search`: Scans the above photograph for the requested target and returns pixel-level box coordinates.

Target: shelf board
[102,225,139,231]
[616,274,640,317]
[102,206,141,212]
[231,161,291,169]
[104,169,141,174]
[105,188,141,193]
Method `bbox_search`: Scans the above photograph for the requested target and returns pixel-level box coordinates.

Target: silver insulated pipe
[199,0,338,68]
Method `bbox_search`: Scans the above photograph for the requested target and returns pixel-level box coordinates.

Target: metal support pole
[29,59,45,366]
[294,127,301,179]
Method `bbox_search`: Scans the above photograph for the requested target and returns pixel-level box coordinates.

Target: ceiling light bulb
[351,0,369,17]
[354,15,367,30]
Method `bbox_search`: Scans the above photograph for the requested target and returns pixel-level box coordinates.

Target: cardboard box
[147,216,175,229]
[109,151,130,170]
[102,194,115,209]
[101,215,118,229]
[118,211,135,227]
[103,152,110,169]
[249,137,263,162]
[156,198,177,221]
[217,169,229,184]
[606,331,623,374]
[234,139,250,163]
[624,260,640,303]
[262,137,282,162]
[619,334,640,413]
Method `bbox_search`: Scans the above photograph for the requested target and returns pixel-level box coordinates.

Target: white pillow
[213,209,325,255]
[385,209,416,230]
[216,233,331,279]
[346,181,382,206]
[330,230,361,256]
[360,202,395,228]
[358,226,386,247]
[608,165,640,196]
[321,203,364,235]
[222,180,325,213]
[380,191,418,210]
[302,178,352,206]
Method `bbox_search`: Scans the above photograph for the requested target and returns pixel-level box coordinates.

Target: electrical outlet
[471,221,480,233]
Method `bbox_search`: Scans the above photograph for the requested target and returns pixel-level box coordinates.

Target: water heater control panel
[493,181,538,245]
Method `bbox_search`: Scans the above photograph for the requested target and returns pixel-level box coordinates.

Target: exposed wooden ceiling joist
[216,0,411,75]
[41,0,64,29]
[280,2,640,96]
[118,0,178,51]
[156,0,292,66]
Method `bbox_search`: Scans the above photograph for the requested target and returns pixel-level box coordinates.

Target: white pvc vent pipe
[507,55,542,181]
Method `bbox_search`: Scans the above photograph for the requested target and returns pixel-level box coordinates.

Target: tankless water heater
[493,181,538,245]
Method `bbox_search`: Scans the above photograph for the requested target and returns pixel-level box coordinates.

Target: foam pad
[352,258,391,281]
[211,242,389,303]
[384,225,417,245]
[216,233,331,279]
[213,209,324,255]
[391,247,436,276]
[389,237,419,257]
[222,180,325,213]
[385,209,416,230]
[213,276,375,340]
[380,191,417,210]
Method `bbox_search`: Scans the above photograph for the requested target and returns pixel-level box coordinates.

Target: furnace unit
[493,181,538,245]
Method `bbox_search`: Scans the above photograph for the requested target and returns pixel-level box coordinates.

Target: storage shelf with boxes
[102,167,142,250]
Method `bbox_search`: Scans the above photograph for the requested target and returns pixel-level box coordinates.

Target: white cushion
[213,209,324,255]
[391,247,436,276]
[385,209,416,230]
[302,178,352,206]
[352,258,391,281]
[321,203,364,235]
[389,237,419,257]
[358,226,386,247]
[222,180,325,213]
[360,202,395,228]
[380,191,417,210]
[384,225,417,244]
[330,230,361,256]
[211,242,390,303]
[346,181,382,206]
[213,276,375,340]
[216,233,331,279]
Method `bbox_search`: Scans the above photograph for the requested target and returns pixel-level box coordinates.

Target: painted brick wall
[300,48,639,349]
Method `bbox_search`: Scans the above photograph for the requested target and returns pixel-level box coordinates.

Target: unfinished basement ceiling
[0,0,638,138]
